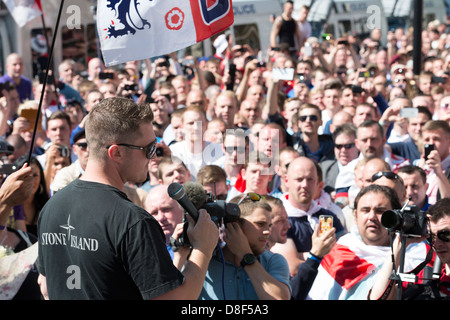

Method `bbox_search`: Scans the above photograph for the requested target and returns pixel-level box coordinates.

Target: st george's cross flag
[96,0,234,66]
[307,227,429,300]
[2,0,42,27]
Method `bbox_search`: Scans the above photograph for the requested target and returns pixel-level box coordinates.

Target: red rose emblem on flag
[165,7,185,30]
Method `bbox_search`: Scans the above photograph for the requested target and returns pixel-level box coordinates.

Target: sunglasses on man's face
[299,115,319,122]
[225,146,246,154]
[75,142,88,150]
[106,139,157,159]
[335,143,355,150]
[431,230,450,243]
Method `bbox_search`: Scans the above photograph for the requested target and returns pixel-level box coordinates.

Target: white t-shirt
[169,140,224,180]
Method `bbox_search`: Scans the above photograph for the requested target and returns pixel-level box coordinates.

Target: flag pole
[91,3,104,72]
[27,0,65,165]
[39,13,59,100]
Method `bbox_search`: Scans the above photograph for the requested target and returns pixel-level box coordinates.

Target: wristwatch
[240,253,256,267]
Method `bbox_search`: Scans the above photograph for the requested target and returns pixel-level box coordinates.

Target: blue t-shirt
[199,249,291,300]
[0,74,32,102]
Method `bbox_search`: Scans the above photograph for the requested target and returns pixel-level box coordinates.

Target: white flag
[2,0,42,27]
[96,0,234,66]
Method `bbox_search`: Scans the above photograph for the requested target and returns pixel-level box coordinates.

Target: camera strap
[407,246,434,277]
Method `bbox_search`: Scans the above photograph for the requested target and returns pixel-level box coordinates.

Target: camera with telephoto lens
[381,204,428,237]
[170,190,241,250]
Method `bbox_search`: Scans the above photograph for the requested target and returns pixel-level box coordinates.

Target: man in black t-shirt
[37,97,219,300]
[270,1,302,57]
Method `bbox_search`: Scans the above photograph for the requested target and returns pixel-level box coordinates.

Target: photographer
[308,185,428,300]
[198,193,291,300]
[369,198,450,300]
[35,111,73,193]
[416,120,450,204]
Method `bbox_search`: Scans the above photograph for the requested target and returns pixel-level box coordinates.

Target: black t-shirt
[37,179,184,300]
[279,17,297,49]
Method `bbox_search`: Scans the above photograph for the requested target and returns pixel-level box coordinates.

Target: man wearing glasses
[320,123,359,197]
[335,120,410,202]
[38,97,219,300]
[369,198,450,300]
[50,128,88,195]
[308,185,427,300]
[50,128,148,208]
[292,103,334,163]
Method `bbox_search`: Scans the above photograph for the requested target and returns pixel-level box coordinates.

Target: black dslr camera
[170,190,240,251]
[381,204,428,237]
[201,192,240,226]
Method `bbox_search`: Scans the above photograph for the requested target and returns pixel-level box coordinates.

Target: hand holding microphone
[168,182,218,253]
[168,182,201,222]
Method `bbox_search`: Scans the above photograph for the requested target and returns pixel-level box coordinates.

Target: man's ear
[107,145,123,163]
[317,180,325,193]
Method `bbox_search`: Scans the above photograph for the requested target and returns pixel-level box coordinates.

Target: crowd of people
[0,1,449,300]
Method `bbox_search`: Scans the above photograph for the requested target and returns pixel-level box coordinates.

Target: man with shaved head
[0,53,32,102]
[271,156,345,277]
[145,184,184,257]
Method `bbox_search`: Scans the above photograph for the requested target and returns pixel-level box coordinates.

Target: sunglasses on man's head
[237,192,265,205]
[371,171,403,184]
[299,115,319,122]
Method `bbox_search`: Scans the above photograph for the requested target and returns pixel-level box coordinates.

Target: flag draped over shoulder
[2,0,42,27]
[96,0,234,66]
[307,227,429,300]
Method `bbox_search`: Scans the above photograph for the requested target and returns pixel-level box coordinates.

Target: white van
[197,0,284,57]
[292,0,389,44]
[381,0,447,31]
[0,0,96,79]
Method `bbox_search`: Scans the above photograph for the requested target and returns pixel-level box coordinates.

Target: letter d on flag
[97,0,234,66]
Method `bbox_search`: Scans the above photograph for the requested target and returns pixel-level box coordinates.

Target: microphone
[183,181,207,210]
[168,182,199,222]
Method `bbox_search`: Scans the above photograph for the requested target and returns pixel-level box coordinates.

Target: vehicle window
[62,25,86,66]
[234,23,260,51]
[30,28,53,78]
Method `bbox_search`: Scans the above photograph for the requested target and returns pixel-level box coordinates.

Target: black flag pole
[27,0,66,165]
[39,13,59,100]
